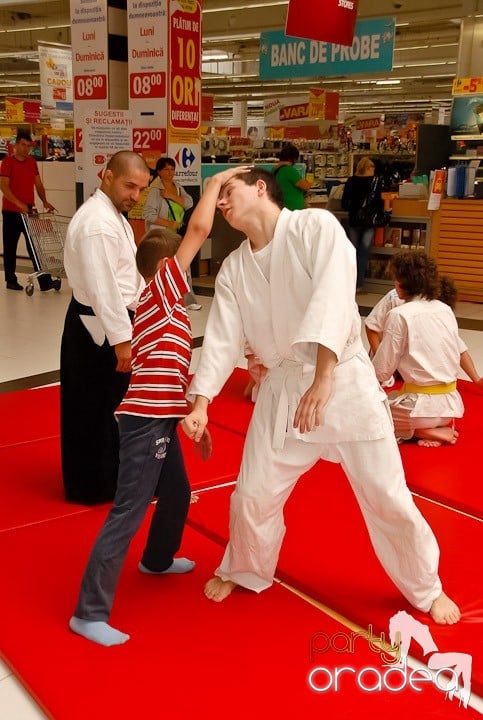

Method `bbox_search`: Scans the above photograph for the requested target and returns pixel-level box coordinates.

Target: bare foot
[416,426,459,447]
[204,577,237,602]
[430,592,461,624]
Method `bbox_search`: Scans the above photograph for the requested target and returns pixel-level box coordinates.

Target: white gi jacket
[373,297,465,419]
[64,189,144,346]
[188,208,391,446]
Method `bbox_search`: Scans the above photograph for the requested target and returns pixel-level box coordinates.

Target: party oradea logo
[308,610,472,709]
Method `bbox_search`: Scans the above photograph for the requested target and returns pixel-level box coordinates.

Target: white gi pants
[216,382,442,613]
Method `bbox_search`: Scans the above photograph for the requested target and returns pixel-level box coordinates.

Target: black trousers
[60,299,131,504]
[2,210,53,288]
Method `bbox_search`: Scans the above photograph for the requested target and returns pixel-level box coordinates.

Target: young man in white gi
[183,168,460,625]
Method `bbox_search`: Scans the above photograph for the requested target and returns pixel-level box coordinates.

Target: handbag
[355,177,391,227]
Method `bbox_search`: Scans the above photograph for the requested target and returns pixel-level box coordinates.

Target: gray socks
[138,558,195,574]
[69,617,129,647]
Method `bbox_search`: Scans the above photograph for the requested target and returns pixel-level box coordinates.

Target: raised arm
[175,165,252,273]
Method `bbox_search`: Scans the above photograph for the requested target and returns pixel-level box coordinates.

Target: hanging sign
[452,77,483,95]
[38,43,73,114]
[286,0,359,47]
[5,98,41,123]
[308,89,339,120]
[260,17,395,80]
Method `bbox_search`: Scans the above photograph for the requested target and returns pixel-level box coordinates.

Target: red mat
[0,509,478,719]
[0,437,90,532]
[0,423,244,532]
[399,380,483,519]
[187,464,483,698]
[0,384,60,448]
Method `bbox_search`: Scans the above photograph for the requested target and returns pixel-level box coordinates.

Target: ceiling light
[376,80,401,85]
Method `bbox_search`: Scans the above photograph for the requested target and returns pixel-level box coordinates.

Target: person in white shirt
[372,250,483,447]
[60,151,150,504]
[182,167,460,625]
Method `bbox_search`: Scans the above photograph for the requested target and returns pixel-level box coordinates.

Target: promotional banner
[38,43,73,114]
[70,0,109,182]
[264,95,308,124]
[260,17,395,80]
[168,0,202,187]
[450,95,483,134]
[308,89,339,120]
[286,0,359,47]
[201,94,214,122]
[5,98,41,123]
[83,109,133,199]
[127,0,168,165]
[452,77,483,95]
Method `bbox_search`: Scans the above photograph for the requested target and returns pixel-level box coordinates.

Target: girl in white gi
[372,250,482,447]
[367,278,483,399]
[183,168,460,625]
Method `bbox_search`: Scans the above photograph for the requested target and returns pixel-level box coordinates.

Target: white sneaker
[186,303,202,311]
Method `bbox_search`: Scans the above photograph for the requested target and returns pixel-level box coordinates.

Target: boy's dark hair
[155,157,176,172]
[279,144,300,163]
[136,228,181,279]
[388,249,439,300]
[438,274,458,310]
[238,167,284,209]
[16,130,32,143]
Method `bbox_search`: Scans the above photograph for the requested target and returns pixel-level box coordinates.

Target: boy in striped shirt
[69,165,250,647]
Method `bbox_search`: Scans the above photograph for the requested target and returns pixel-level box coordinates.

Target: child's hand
[194,428,212,461]
[181,408,208,443]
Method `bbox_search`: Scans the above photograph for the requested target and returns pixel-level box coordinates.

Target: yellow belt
[398,381,457,395]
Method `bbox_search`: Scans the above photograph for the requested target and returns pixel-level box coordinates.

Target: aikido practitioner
[182,167,460,625]
[60,151,150,504]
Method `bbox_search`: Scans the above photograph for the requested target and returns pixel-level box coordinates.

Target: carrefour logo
[175,147,196,168]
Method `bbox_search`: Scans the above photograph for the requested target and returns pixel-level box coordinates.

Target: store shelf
[449,155,483,160]
[451,135,483,141]
[365,215,431,292]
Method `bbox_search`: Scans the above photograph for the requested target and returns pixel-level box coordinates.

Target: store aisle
[0,270,482,717]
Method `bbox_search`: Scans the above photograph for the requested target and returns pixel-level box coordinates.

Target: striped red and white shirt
[117,255,191,418]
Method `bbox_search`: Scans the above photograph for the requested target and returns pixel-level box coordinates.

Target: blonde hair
[355,157,375,176]
[136,228,181,279]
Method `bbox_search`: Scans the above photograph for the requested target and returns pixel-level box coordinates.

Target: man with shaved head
[60,151,151,504]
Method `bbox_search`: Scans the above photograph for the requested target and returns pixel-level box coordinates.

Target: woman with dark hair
[373,250,466,447]
[272,144,313,210]
[341,156,383,292]
[143,157,201,309]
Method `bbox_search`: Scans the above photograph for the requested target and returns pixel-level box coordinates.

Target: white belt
[268,339,363,450]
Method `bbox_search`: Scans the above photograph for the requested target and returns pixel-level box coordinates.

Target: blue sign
[260,17,395,80]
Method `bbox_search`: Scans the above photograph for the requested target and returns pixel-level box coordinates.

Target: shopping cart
[21,211,70,296]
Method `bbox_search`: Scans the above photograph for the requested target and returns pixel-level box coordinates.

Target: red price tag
[74,74,107,100]
[133,128,166,153]
[130,72,166,99]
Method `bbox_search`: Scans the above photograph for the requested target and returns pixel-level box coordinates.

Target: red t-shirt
[0,155,39,211]
[117,255,191,418]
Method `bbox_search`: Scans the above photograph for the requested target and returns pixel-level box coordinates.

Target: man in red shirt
[0,130,57,291]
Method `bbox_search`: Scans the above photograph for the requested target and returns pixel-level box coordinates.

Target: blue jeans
[74,415,191,620]
[348,225,375,289]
